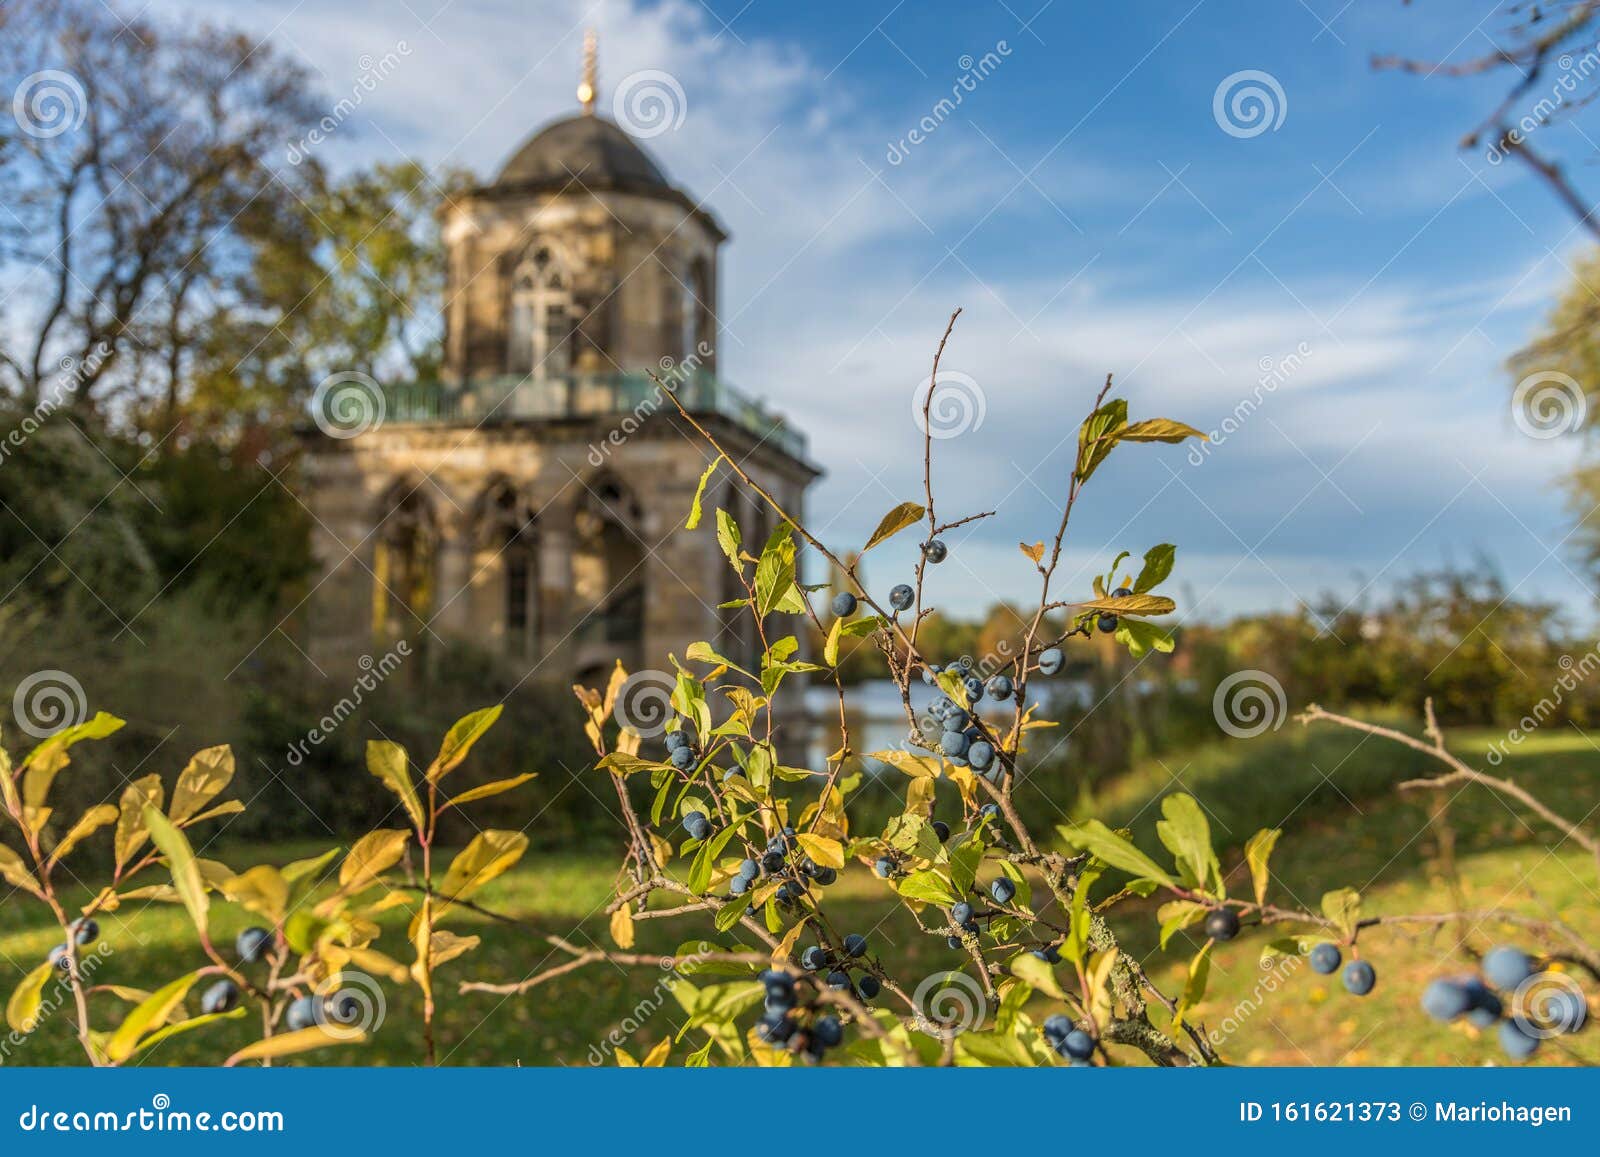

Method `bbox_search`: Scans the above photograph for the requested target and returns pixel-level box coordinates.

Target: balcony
[380,370,810,463]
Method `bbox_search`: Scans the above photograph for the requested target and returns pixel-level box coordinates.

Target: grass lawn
[2,720,1595,1067]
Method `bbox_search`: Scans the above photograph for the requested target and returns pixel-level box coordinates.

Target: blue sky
[140,0,1600,627]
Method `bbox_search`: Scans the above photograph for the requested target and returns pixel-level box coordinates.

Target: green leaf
[862,501,925,553]
[144,807,208,937]
[1010,952,1066,999]
[1157,900,1210,948]
[1173,940,1212,1029]
[1056,819,1177,887]
[1133,543,1176,593]
[688,825,739,895]
[6,961,54,1033]
[169,745,235,824]
[1320,887,1362,939]
[1121,417,1207,443]
[106,971,204,1062]
[129,1007,247,1058]
[686,455,725,529]
[366,740,424,832]
[427,705,503,782]
[1075,397,1127,482]
[1155,793,1221,896]
[1261,935,1322,963]
[1245,828,1282,906]
[895,869,959,906]
[715,509,742,569]
[754,523,801,617]
[1114,618,1175,658]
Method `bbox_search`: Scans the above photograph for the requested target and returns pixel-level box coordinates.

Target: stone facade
[298,106,817,689]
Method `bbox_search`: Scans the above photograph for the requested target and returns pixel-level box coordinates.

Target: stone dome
[492,114,672,194]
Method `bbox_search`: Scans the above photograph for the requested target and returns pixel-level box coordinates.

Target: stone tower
[299,36,819,688]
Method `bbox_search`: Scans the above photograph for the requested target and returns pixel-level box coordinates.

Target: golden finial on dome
[577,29,598,114]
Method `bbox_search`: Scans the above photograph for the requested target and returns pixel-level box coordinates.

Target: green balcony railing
[379,371,809,462]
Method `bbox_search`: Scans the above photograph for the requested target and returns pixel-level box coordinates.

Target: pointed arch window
[684,256,712,365]
[509,245,574,379]
[373,488,436,641]
[481,482,539,659]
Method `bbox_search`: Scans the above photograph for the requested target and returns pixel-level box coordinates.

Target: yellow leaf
[773,918,807,962]
[863,501,925,552]
[444,773,538,810]
[48,804,118,866]
[143,806,208,936]
[610,904,635,949]
[169,745,235,824]
[439,830,528,902]
[1074,594,1176,616]
[641,1038,671,1066]
[428,930,480,968]
[114,774,163,870]
[869,750,942,778]
[366,741,424,832]
[615,1048,638,1067]
[1020,541,1044,564]
[106,971,203,1061]
[6,961,54,1033]
[339,829,411,892]
[794,833,844,870]
[342,947,409,984]
[426,706,504,783]
[221,865,290,924]
[0,843,44,900]
[227,1025,366,1066]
